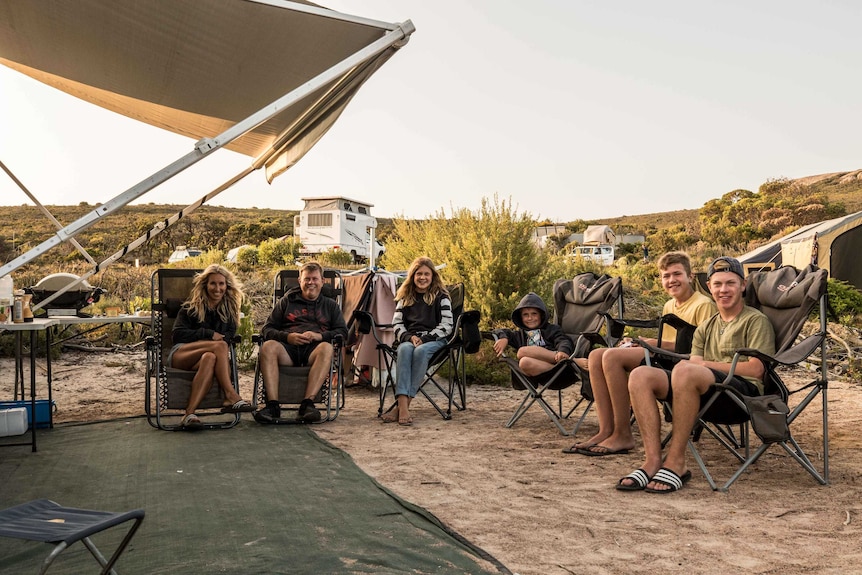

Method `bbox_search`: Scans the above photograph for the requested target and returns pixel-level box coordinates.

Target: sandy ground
[3,348,862,575]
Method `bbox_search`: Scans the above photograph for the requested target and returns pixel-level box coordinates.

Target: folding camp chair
[145,268,242,431]
[356,283,482,420]
[0,499,144,575]
[491,273,624,435]
[648,265,830,491]
[251,268,344,423]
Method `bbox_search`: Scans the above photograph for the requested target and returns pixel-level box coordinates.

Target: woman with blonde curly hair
[170,264,253,429]
[382,256,453,426]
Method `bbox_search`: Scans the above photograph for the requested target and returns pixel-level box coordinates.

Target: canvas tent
[738,211,862,290]
[583,225,616,245]
[0,0,414,296]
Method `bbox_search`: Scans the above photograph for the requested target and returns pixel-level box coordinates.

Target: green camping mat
[0,418,508,574]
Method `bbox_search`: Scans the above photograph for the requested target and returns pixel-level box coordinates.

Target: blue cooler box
[0,400,55,429]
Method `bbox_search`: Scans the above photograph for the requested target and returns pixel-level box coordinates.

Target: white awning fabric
[0,0,412,181]
[0,0,413,277]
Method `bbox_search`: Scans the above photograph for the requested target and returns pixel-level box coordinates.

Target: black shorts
[663,367,759,420]
[279,341,321,367]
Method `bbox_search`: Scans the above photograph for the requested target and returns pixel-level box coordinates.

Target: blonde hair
[395,256,448,307]
[184,264,243,324]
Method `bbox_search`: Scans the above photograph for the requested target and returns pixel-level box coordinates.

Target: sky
[1,0,861,223]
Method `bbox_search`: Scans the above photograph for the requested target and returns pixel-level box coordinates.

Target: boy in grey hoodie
[492,292,574,376]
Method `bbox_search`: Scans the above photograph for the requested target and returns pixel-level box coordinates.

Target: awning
[0,0,413,278]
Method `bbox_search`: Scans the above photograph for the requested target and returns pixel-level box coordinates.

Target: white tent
[0,0,413,291]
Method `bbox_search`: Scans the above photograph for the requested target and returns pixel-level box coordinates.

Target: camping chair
[0,499,144,575]
[646,265,830,490]
[356,283,482,420]
[145,268,242,431]
[251,268,344,423]
[489,273,624,435]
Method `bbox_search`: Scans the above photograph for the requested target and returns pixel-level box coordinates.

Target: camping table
[0,318,57,452]
[1,315,150,452]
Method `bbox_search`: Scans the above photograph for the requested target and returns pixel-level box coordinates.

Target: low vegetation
[2,172,862,383]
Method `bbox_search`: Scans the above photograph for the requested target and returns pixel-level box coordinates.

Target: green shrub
[826,279,862,325]
[317,248,354,267]
[385,194,547,329]
[258,237,300,267]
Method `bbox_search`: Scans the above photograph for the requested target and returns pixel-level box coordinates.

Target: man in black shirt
[256,262,347,423]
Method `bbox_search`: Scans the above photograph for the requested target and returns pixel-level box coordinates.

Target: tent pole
[29,167,254,313]
[0,160,97,265]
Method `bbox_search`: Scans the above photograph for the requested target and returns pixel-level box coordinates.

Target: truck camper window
[308,213,332,227]
[358,206,368,214]
[346,214,356,221]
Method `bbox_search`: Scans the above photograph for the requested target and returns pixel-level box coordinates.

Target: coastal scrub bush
[384,194,545,328]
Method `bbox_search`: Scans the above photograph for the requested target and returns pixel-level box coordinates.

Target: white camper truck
[294,197,385,264]
[566,225,616,265]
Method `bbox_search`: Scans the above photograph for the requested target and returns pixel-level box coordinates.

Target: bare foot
[381,408,399,423]
[573,432,612,450]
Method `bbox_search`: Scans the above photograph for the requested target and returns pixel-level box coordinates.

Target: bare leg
[397,394,413,425]
[208,340,242,404]
[622,365,670,488]
[184,352,216,416]
[171,341,244,413]
[645,361,712,492]
[573,348,613,449]
[590,346,645,452]
[517,346,557,376]
[260,340,292,402]
[304,342,333,400]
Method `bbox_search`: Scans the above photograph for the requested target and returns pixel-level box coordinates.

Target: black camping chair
[0,499,144,575]
[251,268,344,423]
[488,273,624,435]
[357,283,481,420]
[145,268,242,431]
[642,265,830,491]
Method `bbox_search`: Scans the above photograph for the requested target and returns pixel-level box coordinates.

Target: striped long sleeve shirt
[393,293,453,344]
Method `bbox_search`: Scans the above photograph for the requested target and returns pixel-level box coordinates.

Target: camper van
[294,196,385,263]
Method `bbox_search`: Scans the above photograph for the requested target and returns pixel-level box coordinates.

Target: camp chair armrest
[252,333,263,344]
[772,333,826,367]
[331,333,344,349]
[145,335,155,347]
[481,331,510,358]
[581,331,608,348]
[659,313,695,331]
[634,338,690,364]
[730,347,773,366]
[229,334,242,345]
[599,312,660,331]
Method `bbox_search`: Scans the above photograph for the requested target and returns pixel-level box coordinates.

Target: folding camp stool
[0,499,145,574]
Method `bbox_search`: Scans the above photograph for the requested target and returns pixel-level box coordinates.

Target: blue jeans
[395,339,446,398]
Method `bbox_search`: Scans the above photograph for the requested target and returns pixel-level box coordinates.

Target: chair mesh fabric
[0,499,145,574]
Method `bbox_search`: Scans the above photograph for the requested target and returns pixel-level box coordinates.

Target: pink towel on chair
[354,274,397,368]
